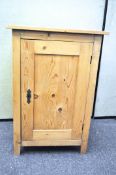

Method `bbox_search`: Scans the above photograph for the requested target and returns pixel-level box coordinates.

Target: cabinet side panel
[81,36,102,153]
[13,31,21,155]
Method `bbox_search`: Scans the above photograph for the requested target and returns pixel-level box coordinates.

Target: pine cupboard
[8,26,108,155]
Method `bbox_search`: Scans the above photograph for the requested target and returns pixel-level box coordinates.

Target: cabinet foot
[14,143,21,155]
[80,141,88,154]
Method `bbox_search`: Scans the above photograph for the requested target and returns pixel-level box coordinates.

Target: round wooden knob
[34,94,39,99]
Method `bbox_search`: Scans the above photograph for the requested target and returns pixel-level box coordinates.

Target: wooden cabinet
[9,26,108,155]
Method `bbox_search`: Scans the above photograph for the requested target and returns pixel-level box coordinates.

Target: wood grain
[12,31,21,155]
[34,40,80,55]
[80,36,102,153]
[22,139,81,146]
[20,31,94,43]
[72,43,93,139]
[33,129,71,140]
[34,54,78,130]
[21,40,34,141]
[8,25,109,35]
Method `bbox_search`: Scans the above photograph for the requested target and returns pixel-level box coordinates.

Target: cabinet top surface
[8,25,109,35]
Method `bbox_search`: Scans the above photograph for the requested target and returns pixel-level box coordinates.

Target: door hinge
[90,56,93,64]
[82,123,84,131]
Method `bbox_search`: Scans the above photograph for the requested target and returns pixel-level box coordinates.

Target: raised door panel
[34,54,78,130]
[21,39,93,143]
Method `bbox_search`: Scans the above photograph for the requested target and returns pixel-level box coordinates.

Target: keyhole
[58,107,62,112]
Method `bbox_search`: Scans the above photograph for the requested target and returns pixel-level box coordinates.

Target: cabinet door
[21,39,93,143]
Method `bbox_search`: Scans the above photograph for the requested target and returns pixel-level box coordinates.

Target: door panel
[34,54,78,130]
[21,39,93,141]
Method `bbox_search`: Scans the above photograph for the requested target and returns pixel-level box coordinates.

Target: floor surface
[0,119,116,175]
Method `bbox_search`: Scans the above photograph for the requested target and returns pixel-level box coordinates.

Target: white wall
[0,0,105,119]
[95,0,116,116]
